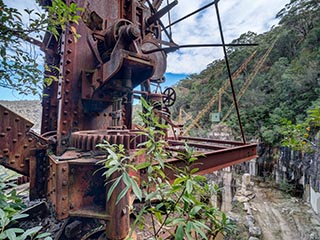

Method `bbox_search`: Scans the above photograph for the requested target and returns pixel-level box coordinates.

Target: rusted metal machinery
[0,0,257,239]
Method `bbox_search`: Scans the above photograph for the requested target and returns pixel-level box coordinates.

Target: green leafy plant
[97,98,236,239]
[0,170,52,240]
[280,107,320,152]
[0,0,83,96]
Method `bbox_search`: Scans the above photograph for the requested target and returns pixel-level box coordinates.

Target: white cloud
[162,0,290,74]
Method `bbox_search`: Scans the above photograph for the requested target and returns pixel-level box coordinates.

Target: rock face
[0,100,42,133]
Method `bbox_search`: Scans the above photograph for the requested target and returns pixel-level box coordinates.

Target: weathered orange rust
[0,1,258,239]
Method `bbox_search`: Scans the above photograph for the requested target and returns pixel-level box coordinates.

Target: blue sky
[1,0,289,100]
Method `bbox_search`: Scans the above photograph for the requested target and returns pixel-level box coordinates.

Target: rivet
[3,111,9,115]
[0,133,5,137]
[68,39,73,44]
[52,171,55,176]
[28,138,33,142]
[10,160,15,164]
[20,164,25,168]
[15,154,20,159]
[66,59,71,64]
[3,148,9,154]
[26,124,31,128]
[66,69,71,74]
[62,180,67,186]
[63,111,68,115]
[23,144,28,149]
[18,132,22,137]
[6,127,11,131]
[73,111,78,115]
[45,114,49,117]
[65,89,70,94]
[24,158,30,161]
[12,139,17,143]
[64,99,69,104]
[62,167,67,172]
[0,155,3,159]
[63,121,67,125]
[15,118,20,122]
[62,196,66,201]
[65,79,70,83]
[67,49,72,54]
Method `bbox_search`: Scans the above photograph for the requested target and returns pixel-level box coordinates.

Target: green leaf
[35,232,52,239]
[129,177,142,201]
[116,185,130,205]
[11,213,28,221]
[135,162,151,170]
[186,179,193,194]
[107,176,123,201]
[190,205,202,216]
[175,224,184,240]
[21,226,42,238]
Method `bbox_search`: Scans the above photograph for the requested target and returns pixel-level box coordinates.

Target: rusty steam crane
[0,0,257,239]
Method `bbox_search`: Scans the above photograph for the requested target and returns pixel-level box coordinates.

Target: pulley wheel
[162,87,176,107]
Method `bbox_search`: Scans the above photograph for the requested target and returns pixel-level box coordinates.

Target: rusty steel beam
[168,139,227,150]
[176,136,246,146]
[148,143,258,181]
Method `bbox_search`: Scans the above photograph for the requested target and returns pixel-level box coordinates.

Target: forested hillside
[171,0,320,145]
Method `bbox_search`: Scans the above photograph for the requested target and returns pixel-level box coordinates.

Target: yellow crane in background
[182,50,257,136]
[221,39,277,122]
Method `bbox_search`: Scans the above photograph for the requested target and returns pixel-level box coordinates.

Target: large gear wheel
[70,130,146,151]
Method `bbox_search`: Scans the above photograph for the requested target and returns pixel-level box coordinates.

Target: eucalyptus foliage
[97,99,235,239]
[0,170,52,240]
[0,0,82,97]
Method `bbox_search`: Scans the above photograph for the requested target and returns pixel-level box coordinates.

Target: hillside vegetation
[171,0,320,145]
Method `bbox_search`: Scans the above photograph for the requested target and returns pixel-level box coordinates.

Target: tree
[0,0,82,96]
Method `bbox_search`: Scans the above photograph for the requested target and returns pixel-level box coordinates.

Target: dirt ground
[248,183,320,240]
